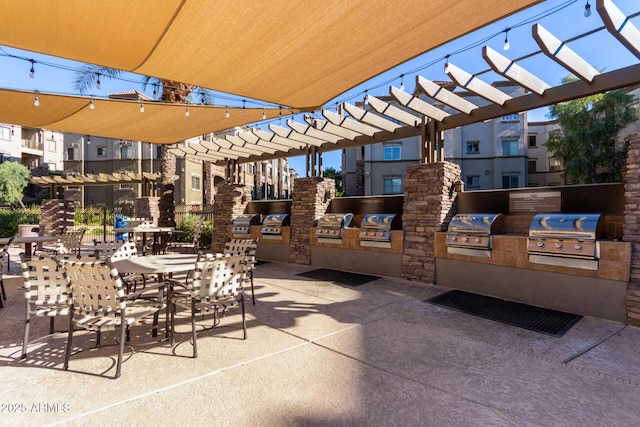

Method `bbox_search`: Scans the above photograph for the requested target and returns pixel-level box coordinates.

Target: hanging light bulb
[364,90,369,107]
[96,73,101,89]
[262,108,266,120]
[86,136,91,145]
[242,100,246,114]
[584,1,591,17]
[400,74,405,91]
[503,28,510,51]
[89,98,95,109]
[29,60,35,78]
[225,107,230,118]
[34,90,39,107]
[444,55,450,74]
[153,84,157,99]
[140,102,145,113]
[185,106,190,117]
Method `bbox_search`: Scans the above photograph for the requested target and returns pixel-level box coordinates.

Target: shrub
[0,208,41,238]
[175,215,212,247]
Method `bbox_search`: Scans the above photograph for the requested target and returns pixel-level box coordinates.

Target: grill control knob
[451,236,458,242]
[462,237,469,243]
[555,243,563,249]
[474,237,481,243]
[574,243,583,251]
[536,242,545,248]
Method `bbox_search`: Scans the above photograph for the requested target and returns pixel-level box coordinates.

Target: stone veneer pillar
[135,197,159,223]
[401,162,461,283]
[289,177,335,265]
[211,183,252,253]
[39,199,75,235]
[623,132,640,326]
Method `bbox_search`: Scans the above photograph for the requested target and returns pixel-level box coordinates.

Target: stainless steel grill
[231,214,262,237]
[445,213,505,257]
[527,213,603,270]
[261,214,290,240]
[359,213,399,248]
[315,213,353,244]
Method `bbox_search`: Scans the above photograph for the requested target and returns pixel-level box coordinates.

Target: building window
[501,114,519,122]
[528,159,537,173]
[156,145,162,159]
[0,126,10,140]
[502,174,518,189]
[383,143,401,161]
[97,146,107,157]
[466,175,480,188]
[120,184,134,190]
[191,174,201,190]
[528,134,537,148]
[383,176,403,194]
[549,157,562,171]
[67,146,79,160]
[466,141,479,153]
[120,144,133,159]
[48,140,57,152]
[502,140,518,156]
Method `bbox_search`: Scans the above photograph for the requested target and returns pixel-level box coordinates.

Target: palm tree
[74,65,211,227]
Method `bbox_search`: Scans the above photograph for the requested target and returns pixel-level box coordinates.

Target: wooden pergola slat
[287,119,342,144]
[367,94,422,126]
[389,86,450,122]
[323,109,380,137]
[445,62,512,105]
[533,23,600,83]
[598,0,640,59]
[303,116,362,140]
[416,75,478,114]
[343,102,401,132]
[252,128,307,150]
[482,46,551,95]
[269,124,326,147]
[225,135,277,155]
[237,130,295,152]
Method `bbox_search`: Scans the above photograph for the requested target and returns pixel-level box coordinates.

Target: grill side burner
[231,214,262,238]
[261,214,290,240]
[445,213,505,258]
[315,213,353,244]
[359,213,399,248]
[527,213,603,270]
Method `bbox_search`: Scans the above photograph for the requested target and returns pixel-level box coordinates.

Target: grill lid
[262,214,290,227]
[447,213,505,235]
[317,213,353,229]
[360,213,398,231]
[231,214,262,226]
[528,214,602,240]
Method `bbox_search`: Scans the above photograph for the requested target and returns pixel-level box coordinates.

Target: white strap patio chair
[224,238,258,304]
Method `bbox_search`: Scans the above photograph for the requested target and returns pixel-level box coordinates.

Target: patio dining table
[0,235,59,258]
[116,226,175,255]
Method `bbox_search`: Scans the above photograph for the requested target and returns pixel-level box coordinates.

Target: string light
[364,90,369,106]
[444,55,450,74]
[89,98,95,109]
[225,107,230,118]
[96,73,101,89]
[584,1,591,17]
[242,99,246,114]
[34,90,39,106]
[399,74,405,91]
[503,28,510,51]
[140,102,144,113]
[29,59,35,78]
[185,106,190,117]
[153,84,157,99]
[86,135,91,145]
[262,108,266,120]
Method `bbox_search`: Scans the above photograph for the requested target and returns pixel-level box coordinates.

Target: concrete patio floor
[1,248,639,426]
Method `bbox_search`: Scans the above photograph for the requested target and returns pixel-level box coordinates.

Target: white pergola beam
[445,62,511,105]
[482,46,550,95]
[533,23,600,83]
[226,134,277,154]
[198,140,245,159]
[237,130,296,152]
[598,0,640,59]
[342,102,401,132]
[367,94,422,126]
[287,119,342,143]
[211,137,264,156]
[253,128,307,150]
[389,86,450,122]
[303,116,362,140]
[323,109,380,137]
[269,124,326,147]
[416,75,478,114]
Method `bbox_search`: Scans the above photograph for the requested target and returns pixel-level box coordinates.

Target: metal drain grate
[426,290,582,337]
[296,268,380,287]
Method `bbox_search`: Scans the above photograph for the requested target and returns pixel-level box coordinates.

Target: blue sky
[1,0,638,175]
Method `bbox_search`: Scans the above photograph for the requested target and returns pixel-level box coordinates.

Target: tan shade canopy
[0,89,289,144]
[0,0,540,110]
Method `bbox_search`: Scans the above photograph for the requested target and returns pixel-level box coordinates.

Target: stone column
[401,162,461,283]
[289,177,335,265]
[135,196,159,223]
[211,183,252,253]
[39,199,74,235]
[623,132,640,326]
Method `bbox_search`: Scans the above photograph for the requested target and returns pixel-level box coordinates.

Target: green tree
[324,167,344,196]
[0,161,30,207]
[546,79,635,184]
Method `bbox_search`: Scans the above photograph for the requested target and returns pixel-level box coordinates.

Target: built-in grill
[261,214,290,240]
[527,213,603,270]
[359,213,400,248]
[315,213,353,244]
[445,213,505,257]
[231,214,262,238]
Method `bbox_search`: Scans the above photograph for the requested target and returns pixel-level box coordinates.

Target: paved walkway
[1,247,639,426]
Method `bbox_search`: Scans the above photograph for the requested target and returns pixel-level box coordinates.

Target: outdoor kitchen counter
[434,233,630,282]
[310,227,403,253]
